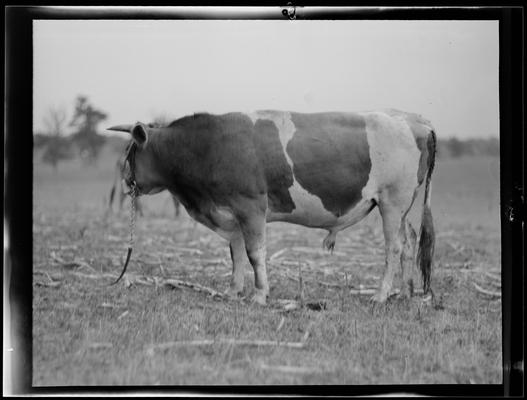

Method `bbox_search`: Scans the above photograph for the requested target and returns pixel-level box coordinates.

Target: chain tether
[109,183,137,286]
[129,186,137,248]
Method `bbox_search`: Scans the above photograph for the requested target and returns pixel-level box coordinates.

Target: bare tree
[70,95,108,164]
[41,107,73,171]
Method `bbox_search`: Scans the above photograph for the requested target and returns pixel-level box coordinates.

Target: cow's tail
[417,129,436,294]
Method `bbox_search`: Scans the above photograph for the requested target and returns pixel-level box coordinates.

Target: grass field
[32,147,502,386]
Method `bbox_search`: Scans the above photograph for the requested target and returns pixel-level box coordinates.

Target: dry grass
[32,150,502,386]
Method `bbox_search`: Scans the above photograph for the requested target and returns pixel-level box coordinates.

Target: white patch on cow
[362,111,421,201]
[247,111,338,227]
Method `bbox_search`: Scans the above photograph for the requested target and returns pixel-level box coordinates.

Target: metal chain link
[129,186,137,248]
[108,184,137,286]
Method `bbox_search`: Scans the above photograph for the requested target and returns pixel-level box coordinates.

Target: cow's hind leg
[398,220,417,299]
[373,189,415,303]
[226,232,249,299]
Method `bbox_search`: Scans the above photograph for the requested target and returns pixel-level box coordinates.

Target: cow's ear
[131,122,148,147]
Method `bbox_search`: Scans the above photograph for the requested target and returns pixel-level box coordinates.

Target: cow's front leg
[244,221,268,305]
[226,232,248,299]
[236,200,269,305]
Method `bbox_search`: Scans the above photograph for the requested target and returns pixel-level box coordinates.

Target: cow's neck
[149,127,203,207]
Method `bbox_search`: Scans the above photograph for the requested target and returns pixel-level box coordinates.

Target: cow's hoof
[225,287,244,300]
[251,290,268,306]
[396,288,412,300]
[370,292,388,304]
[397,280,414,300]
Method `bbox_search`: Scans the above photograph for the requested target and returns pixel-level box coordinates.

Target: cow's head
[108,122,165,196]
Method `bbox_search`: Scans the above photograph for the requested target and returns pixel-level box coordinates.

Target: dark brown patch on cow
[252,119,296,213]
[288,113,371,217]
[150,113,267,219]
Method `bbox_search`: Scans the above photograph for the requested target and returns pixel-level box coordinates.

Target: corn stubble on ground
[32,154,502,385]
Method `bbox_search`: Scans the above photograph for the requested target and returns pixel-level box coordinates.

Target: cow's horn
[107,124,133,133]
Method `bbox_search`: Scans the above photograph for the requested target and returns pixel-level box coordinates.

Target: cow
[108,109,436,305]
[108,152,181,217]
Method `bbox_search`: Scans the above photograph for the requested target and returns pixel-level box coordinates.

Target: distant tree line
[34,95,108,171]
[436,137,499,159]
[34,105,178,171]
[39,107,73,171]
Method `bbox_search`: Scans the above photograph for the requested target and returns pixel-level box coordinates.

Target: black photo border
[5,4,524,397]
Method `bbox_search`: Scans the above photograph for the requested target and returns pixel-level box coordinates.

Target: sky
[33,18,499,139]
